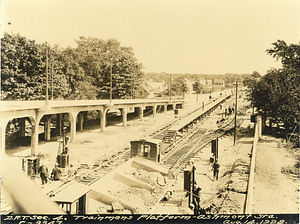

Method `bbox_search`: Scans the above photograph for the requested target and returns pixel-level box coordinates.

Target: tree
[1,33,144,101]
[266,41,300,137]
[243,71,261,89]
[1,33,70,100]
[1,33,45,100]
[166,78,188,98]
[251,71,262,79]
[266,40,300,71]
[223,73,243,88]
[75,37,144,99]
[60,46,97,100]
[250,40,300,143]
[44,44,71,100]
[243,77,257,89]
[193,81,203,103]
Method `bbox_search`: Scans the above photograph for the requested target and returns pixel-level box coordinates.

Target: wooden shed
[50,183,91,215]
[130,138,162,163]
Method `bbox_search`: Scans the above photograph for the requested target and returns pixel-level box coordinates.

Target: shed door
[143,144,150,157]
[76,195,86,215]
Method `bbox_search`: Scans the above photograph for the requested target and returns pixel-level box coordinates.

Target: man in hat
[38,163,49,185]
[193,183,202,215]
[51,163,61,181]
[212,159,220,181]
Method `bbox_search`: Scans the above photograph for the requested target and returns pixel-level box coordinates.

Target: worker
[38,163,49,185]
[216,116,225,125]
[193,184,202,215]
[162,191,172,201]
[51,163,61,181]
[212,159,220,181]
[220,116,225,123]
[228,106,232,115]
[28,163,35,180]
[189,203,195,213]
[68,164,77,176]
[62,146,69,154]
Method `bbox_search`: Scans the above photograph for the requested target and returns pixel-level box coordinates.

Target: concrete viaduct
[1,99,184,156]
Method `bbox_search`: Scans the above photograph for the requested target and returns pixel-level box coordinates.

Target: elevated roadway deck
[1,99,184,156]
[169,95,230,132]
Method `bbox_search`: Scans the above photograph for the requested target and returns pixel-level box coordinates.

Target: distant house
[147,80,166,90]
[199,78,206,86]
[147,80,168,95]
[183,79,193,93]
[136,83,154,99]
[136,80,168,99]
[206,79,213,86]
[191,78,206,94]
[201,79,213,93]
[213,79,225,88]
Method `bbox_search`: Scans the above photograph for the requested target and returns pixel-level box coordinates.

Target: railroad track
[74,95,236,185]
[170,117,244,176]
[91,97,224,164]
[75,108,209,185]
[142,99,219,139]
[170,100,247,175]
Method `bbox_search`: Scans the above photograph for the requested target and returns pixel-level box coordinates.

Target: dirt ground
[154,115,255,214]
[131,93,255,214]
[3,91,239,214]
[1,93,202,214]
[252,135,299,214]
[11,92,226,172]
[4,90,298,215]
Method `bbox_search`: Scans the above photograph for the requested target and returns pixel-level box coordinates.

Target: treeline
[144,72,251,87]
[245,40,300,144]
[1,33,144,101]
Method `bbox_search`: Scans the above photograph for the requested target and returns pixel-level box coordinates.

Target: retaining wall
[244,116,262,214]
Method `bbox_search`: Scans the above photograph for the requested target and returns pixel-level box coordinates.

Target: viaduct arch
[1,100,183,156]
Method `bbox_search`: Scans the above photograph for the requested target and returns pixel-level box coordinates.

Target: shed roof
[131,138,162,145]
[51,183,91,203]
[140,83,153,94]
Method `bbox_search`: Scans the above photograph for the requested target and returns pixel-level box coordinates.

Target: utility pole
[45,42,49,105]
[51,60,54,100]
[110,57,112,102]
[131,74,133,99]
[169,73,171,101]
[40,42,51,112]
[234,81,238,145]
[252,89,254,115]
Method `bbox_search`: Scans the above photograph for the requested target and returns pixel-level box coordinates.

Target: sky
[1,0,300,75]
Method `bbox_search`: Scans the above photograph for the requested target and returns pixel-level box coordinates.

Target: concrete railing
[244,116,262,214]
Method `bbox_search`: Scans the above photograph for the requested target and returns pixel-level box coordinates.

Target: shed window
[138,143,150,157]
[59,203,71,214]
[143,145,149,157]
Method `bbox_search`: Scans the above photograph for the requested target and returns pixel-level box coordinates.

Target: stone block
[112,202,124,212]
[113,172,155,192]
